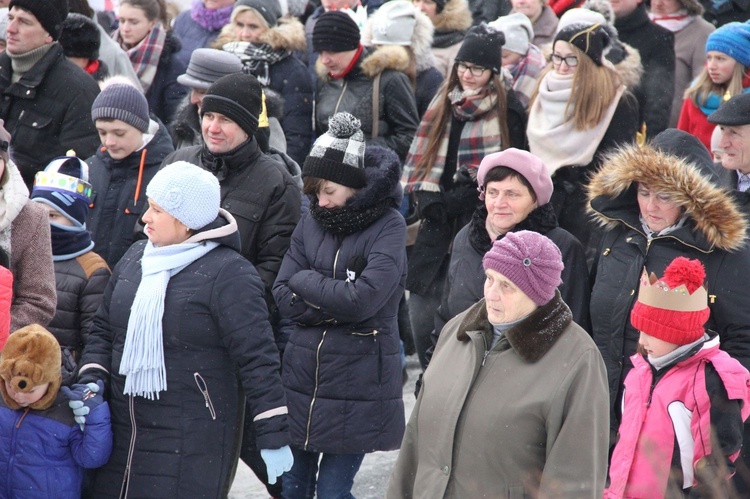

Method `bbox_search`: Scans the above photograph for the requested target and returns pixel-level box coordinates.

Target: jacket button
[25,90,30,95]
[442,466,449,475]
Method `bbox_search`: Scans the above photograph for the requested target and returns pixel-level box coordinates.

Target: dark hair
[67,0,95,17]
[302,176,325,196]
[120,0,170,28]
[483,165,537,202]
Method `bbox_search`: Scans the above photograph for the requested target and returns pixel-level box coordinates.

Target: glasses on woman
[456,62,489,77]
[550,54,579,67]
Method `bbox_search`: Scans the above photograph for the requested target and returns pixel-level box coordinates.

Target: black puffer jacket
[79,212,288,499]
[86,119,175,268]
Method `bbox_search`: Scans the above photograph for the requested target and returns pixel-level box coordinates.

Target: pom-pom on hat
[59,13,101,60]
[312,10,361,53]
[489,13,533,56]
[482,231,564,306]
[630,257,710,346]
[455,23,505,74]
[0,324,61,411]
[91,82,150,133]
[31,156,93,227]
[476,148,553,205]
[554,22,609,66]
[200,72,263,138]
[371,0,416,46]
[303,112,367,188]
[706,22,750,68]
[146,161,221,230]
[8,0,69,41]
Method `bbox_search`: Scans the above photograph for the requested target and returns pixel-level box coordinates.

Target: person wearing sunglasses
[527,22,639,260]
[401,23,527,370]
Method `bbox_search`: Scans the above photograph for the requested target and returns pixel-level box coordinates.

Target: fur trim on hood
[214,17,306,52]
[587,143,747,251]
[361,8,437,73]
[315,46,410,81]
[348,145,404,210]
[433,0,472,32]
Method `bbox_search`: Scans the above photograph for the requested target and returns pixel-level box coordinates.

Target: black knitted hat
[201,73,263,138]
[455,23,505,74]
[235,0,283,27]
[9,0,68,41]
[303,112,367,188]
[91,83,150,133]
[554,22,610,66]
[60,13,101,60]
[312,11,361,53]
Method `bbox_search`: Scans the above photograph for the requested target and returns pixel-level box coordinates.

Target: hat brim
[177,74,212,90]
[707,104,750,126]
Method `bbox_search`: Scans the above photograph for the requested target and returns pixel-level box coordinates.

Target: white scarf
[0,160,30,257]
[527,71,625,174]
[120,239,219,400]
[648,10,694,33]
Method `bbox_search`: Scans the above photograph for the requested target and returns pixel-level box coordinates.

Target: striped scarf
[114,22,167,94]
[401,87,503,193]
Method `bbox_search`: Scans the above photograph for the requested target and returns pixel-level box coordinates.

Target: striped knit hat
[303,112,366,188]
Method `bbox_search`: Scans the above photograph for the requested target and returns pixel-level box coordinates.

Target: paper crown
[636,268,708,313]
[32,156,93,204]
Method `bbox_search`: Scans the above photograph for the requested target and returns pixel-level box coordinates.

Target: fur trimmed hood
[315,45,410,81]
[347,145,404,210]
[213,17,306,52]
[433,0,472,32]
[587,143,747,252]
[361,8,437,72]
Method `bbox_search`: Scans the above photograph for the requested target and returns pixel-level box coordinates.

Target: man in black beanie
[0,0,100,188]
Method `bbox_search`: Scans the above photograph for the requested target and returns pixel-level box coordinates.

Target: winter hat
[489,13,533,56]
[59,13,101,60]
[455,23,505,74]
[177,48,243,91]
[706,22,750,68]
[0,324,61,411]
[554,22,609,66]
[201,73,263,138]
[651,128,720,185]
[303,112,367,188]
[630,257,710,346]
[31,156,93,227]
[146,161,221,230]
[708,92,750,126]
[476,149,553,205]
[583,0,615,24]
[371,0,416,46]
[91,82,150,133]
[557,8,608,33]
[234,0,283,27]
[313,10,361,53]
[8,0,68,40]
[482,231,564,306]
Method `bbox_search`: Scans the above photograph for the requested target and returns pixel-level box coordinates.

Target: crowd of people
[0,0,749,497]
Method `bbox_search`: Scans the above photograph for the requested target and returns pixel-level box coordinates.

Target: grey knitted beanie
[91,83,149,133]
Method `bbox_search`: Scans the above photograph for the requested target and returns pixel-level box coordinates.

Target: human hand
[260,445,294,485]
[61,381,104,431]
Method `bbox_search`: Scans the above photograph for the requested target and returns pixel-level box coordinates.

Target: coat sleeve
[69,402,113,469]
[368,72,419,161]
[0,266,12,349]
[79,265,112,349]
[278,62,314,166]
[677,98,693,134]
[385,383,425,498]
[637,31,675,137]
[58,85,100,161]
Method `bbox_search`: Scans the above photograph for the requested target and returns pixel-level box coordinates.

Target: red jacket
[677,97,716,151]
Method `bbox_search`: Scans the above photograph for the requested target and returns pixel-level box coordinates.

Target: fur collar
[433,0,472,33]
[315,45,409,81]
[457,291,573,363]
[344,146,403,210]
[214,17,306,52]
[468,203,558,255]
[361,8,436,72]
[587,143,747,252]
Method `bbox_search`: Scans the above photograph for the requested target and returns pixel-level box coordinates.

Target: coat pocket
[193,372,217,421]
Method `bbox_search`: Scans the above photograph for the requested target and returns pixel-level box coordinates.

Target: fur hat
[8,0,68,41]
[489,13,533,56]
[706,22,750,68]
[59,13,101,61]
[455,23,505,74]
[303,112,366,188]
[477,149,553,205]
[31,156,93,227]
[201,72,263,138]
[146,161,221,230]
[0,325,62,411]
[555,22,609,66]
[630,257,710,346]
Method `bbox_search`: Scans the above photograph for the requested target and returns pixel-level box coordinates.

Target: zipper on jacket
[194,372,217,420]
[350,330,379,336]
[481,334,490,367]
[333,81,349,115]
[333,248,341,278]
[121,395,137,499]
[304,329,328,450]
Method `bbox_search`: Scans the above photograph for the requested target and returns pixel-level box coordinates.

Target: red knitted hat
[630,257,710,345]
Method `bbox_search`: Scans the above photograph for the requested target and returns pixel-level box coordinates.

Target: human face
[511,0,543,20]
[39,204,75,227]
[610,0,641,17]
[650,0,682,14]
[551,41,578,76]
[638,331,678,358]
[96,119,144,160]
[5,380,49,407]
[414,0,438,22]
[204,0,234,8]
[706,51,737,86]
[142,199,191,247]
[117,4,156,48]
[190,88,207,107]
[484,268,538,324]
[322,0,352,10]
[502,49,523,67]
[484,178,537,238]
[6,7,53,55]
[718,125,750,174]
[457,62,492,92]
[319,49,358,75]
[96,119,144,161]
[317,180,356,208]
[201,111,249,154]
[234,10,267,43]
[637,183,683,233]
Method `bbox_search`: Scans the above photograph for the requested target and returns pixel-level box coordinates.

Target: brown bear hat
[0,325,61,410]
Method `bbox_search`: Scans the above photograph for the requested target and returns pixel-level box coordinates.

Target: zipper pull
[481,349,490,367]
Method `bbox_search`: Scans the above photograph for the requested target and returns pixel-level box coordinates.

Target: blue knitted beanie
[706,22,750,68]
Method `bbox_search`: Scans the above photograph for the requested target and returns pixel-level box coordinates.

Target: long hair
[530,43,622,130]
[120,0,170,29]
[412,65,510,180]
[685,62,747,106]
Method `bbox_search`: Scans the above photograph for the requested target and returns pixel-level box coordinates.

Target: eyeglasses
[550,54,579,67]
[456,62,489,77]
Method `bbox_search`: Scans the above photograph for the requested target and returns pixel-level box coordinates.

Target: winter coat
[273,146,407,454]
[87,119,175,268]
[431,0,472,78]
[0,266,10,347]
[79,212,289,499]
[172,9,224,68]
[432,204,590,347]
[700,0,750,27]
[48,252,111,360]
[532,6,559,46]
[387,294,609,498]
[606,336,750,498]
[615,4,675,138]
[168,97,202,150]
[587,142,750,433]
[0,393,112,499]
[96,20,142,89]
[145,31,188,125]
[0,43,100,187]
[670,17,714,128]
[315,46,420,162]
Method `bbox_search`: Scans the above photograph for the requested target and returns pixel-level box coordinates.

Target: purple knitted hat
[482,231,564,306]
[476,148,553,205]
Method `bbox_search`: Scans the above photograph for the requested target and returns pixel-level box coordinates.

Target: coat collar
[0,43,64,97]
[457,291,573,363]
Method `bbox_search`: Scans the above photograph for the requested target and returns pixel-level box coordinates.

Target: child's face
[638,331,679,358]
[5,380,50,407]
[95,119,144,161]
[39,204,74,227]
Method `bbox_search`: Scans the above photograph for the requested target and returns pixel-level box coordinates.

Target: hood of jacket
[343,145,403,210]
[361,8,436,73]
[215,17,306,52]
[315,45,408,82]
[433,0,472,33]
[186,208,241,251]
[159,30,182,68]
[587,143,747,252]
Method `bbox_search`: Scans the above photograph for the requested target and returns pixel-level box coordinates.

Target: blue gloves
[61,381,105,431]
[260,445,294,485]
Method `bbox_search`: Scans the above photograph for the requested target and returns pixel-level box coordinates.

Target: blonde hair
[213,5,271,47]
[685,61,747,106]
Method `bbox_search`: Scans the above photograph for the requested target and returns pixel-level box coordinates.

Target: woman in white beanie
[77,161,292,498]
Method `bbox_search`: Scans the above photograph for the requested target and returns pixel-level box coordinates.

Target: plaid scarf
[402,87,503,193]
[114,22,167,94]
[508,44,545,109]
[222,41,290,87]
